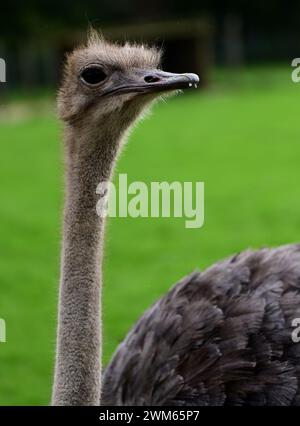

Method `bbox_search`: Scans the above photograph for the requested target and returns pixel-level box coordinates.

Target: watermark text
[0,58,6,83]
[96,174,204,229]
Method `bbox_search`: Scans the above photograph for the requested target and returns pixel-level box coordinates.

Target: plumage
[102,244,300,405]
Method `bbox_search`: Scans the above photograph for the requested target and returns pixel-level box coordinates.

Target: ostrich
[52,32,300,406]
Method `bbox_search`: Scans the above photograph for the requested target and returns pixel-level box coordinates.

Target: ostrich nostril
[144,74,160,83]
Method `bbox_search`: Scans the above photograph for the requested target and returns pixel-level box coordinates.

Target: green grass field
[0,66,299,404]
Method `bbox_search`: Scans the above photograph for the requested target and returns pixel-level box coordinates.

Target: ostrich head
[58,31,199,134]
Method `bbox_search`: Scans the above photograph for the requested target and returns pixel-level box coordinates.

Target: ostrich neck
[52,122,120,406]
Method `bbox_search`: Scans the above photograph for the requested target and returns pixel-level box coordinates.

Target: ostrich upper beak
[105,69,200,96]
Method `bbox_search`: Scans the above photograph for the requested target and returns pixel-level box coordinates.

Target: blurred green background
[1,1,300,405]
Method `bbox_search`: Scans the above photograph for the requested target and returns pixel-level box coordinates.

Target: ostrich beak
[105,69,200,97]
[138,70,200,93]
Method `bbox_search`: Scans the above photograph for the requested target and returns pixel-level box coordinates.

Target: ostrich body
[52,33,300,406]
[103,245,300,406]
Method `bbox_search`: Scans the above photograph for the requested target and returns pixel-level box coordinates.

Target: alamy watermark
[291,58,300,83]
[0,319,6,343]
[96,174,204,229]
[0,58,6,83]
[291,318,300,343]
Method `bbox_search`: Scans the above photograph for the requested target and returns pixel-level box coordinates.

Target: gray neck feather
[52,120,120,405]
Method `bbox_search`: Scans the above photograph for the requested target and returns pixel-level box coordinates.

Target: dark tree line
[1,0,298,41]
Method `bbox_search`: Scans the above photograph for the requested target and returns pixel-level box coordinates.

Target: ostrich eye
[80,66,107,85]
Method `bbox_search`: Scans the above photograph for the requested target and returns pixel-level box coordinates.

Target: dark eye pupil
[81,67,107,85]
